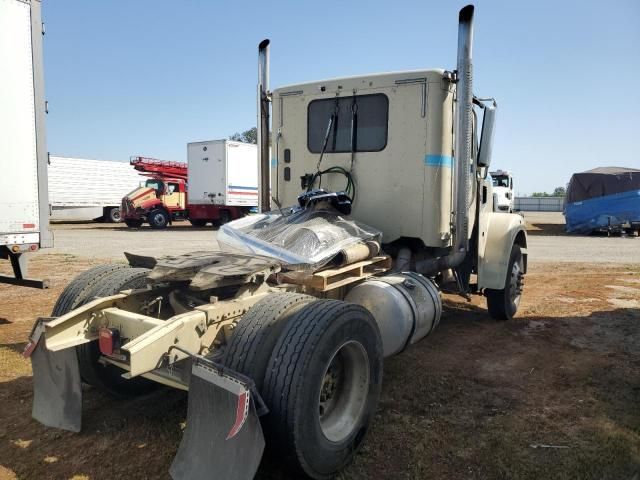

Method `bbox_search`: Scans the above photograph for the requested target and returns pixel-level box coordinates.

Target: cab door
[162,182,184,210]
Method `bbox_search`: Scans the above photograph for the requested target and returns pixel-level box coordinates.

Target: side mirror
[477,101,497,168]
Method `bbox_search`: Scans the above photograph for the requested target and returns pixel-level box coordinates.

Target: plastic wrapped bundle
[218,204,382,271]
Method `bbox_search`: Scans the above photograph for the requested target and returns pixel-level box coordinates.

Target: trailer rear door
[225,142,258,207]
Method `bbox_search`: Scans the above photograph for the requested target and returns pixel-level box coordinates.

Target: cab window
[307,94,388,153]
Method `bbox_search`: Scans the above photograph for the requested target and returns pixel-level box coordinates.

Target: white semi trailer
[49,156,146,223]
[0,0,52,288]
[27,5,527,479]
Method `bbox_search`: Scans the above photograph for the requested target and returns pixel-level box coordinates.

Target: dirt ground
[0,223,639,479]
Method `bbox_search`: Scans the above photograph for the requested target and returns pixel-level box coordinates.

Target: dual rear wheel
[51,265,156,396]
[222,294,383,479]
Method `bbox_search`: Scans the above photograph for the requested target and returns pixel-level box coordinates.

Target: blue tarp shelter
[565,167,640,233]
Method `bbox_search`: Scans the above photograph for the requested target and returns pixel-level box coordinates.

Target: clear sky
[42,0,639,195]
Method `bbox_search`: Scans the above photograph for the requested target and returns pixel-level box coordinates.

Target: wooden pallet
[280,256,392,292]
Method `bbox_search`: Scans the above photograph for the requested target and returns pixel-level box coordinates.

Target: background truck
[187,139,258,226]
[48,156,146,223]
[490,169,515,212]
[121,156,189,228]
[0,0,52,288]
[122,142,258,229]
[29,5,528,480]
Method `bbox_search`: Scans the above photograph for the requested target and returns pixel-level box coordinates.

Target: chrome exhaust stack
[257,39,271,212]
[453,4,475,256]
[416,4,475,275]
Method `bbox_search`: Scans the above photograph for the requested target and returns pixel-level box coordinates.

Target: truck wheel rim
[153,213,166,226]
[317,340,369,443]
[509,260,523,306]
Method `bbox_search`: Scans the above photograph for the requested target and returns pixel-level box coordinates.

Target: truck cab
[490,169,514,212]
[271,69,527,300]
[121,176,187,228]
[28,6,529,480]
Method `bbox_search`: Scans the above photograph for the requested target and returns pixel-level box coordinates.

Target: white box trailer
[48,156,146,222]
[187,140,258,208]
[0,0,52,288]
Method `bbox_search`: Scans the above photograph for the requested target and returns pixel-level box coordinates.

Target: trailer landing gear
[0,249,48,289]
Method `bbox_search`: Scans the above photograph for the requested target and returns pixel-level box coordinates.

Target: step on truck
[27,5,528,479]
[0,0,53,289]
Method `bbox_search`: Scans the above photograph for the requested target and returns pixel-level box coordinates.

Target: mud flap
[27,319,82,432]
[170,358,266,480]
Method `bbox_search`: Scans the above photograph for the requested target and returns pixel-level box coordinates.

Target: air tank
[345,272,442,357]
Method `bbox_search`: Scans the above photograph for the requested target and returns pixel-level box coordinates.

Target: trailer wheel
[485,244,524,320]
[189,219,207,227]
[263,300,383,479]
[148,209,169,229]
[75,267,157,396]
[221,293,313,392]
[106,207,121,223]
[125,219,143,228]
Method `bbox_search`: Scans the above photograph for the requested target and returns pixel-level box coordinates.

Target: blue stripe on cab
[425,154,453,168]
[228,185,258,190]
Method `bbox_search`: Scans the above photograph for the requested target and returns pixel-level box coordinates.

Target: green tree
[553,186,566,197]
[229,127,257,144]
[531,187,565,197]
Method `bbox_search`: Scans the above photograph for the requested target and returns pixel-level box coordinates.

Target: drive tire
[486,244,524,321]
[74,267,157,396]
[189,219,207,227]
[52,266,156,396]
[263,300,383,479]
[221,293,314,392]
[52,264,129,315]
[214,210,231,228]
[148,209,169,229]
[125,219,143,228]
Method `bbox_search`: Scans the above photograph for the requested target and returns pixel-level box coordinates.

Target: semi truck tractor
[0,0,52,288]
[490,169,515,212]
[27,5,527,479]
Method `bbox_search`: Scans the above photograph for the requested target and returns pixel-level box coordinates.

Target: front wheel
[148,209,169,229]
[485,244,524,320]
[263,300,383,479]
[125,219,143,228]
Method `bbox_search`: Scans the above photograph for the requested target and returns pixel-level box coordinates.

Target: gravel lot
[47,221,221,260]
[43,213,640,264]
[1,214,638,479]
[522,211,640,264]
